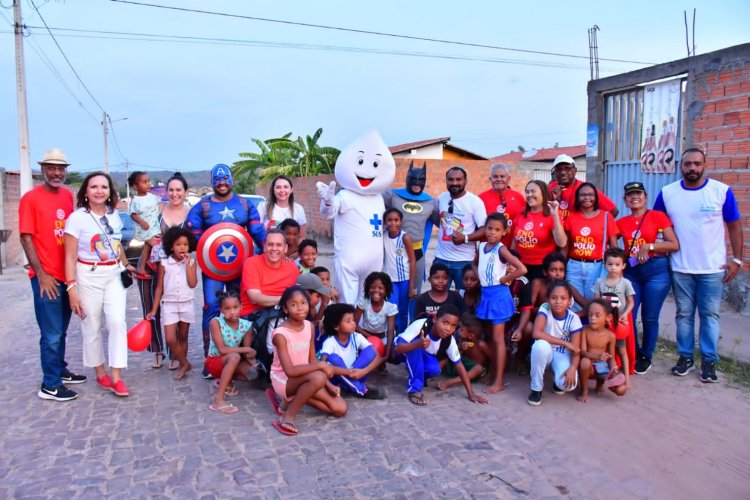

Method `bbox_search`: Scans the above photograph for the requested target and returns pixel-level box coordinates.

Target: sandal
[408,392,427,406]
[168,359,179,371]
[265,388,285,415]
[213,380,239,397]
[272,419,298,436]
[151,353,165,369]
[208,403,238,415]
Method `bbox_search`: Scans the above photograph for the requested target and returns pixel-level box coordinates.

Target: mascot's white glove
[316,181,337,206]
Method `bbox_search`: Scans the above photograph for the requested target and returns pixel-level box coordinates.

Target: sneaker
[527,390,542,406]
[362,387,387,400]
[96,375,113,390]
[112,380,129,397]
[202,367,214,380]
[700,362,718,383]
[671,356,695,376]
[552,383,565,395]
[634,356,652,375]
[61,371,88,384]
[38,384,78,401]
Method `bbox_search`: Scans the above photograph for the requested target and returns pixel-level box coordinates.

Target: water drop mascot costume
[186,164,266,360]
[383,161,438,296]
[317,130,396,305]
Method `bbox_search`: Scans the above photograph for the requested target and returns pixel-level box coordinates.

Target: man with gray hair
[479,163,525,247]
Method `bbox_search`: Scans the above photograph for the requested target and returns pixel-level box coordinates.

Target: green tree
[233,128,340,187]
[64,172,82,185]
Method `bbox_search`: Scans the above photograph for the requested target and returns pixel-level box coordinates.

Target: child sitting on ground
[269,286,347,436]
[319,303,386,399]
[394,305,489,406]
[355,272,398,363]
[297,239,319,273]
[578,299,627,402]
[460,264,481,314]
[413,263,465,320]
[203,290,258,415]
[128,171,162,276]
[505,248,534,375]
[593,247,637,385]
[531,251,587,316]
[527,280,582,407]
[279,218,301,260]
[438,313,492,392]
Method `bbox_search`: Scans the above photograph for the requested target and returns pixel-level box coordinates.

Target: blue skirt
[475,285,515,325]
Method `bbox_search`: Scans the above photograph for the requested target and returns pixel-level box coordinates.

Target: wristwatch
[464,233,469,244]
[731,257,743,267]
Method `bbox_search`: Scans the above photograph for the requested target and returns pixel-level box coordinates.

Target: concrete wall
[1,171,22,269]
[392,143,444,159]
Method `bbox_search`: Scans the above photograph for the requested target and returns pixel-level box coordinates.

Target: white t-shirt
[64,208,124,262]
[396,318,461,364]
[435,192,487,262]
[356,297,398,334]
[320,333,371,368]
[537,303,582,354]
[257,201,307,231]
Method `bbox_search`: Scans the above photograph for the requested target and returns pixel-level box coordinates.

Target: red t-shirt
[549,179,617,221]
[240,254,300,315]
[512,210,562,266]
[18,185,73,282]
[478,188,526,247]
[617,210,673,259]
[564,211,620,261]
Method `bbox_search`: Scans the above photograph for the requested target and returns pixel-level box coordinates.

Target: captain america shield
[196,223,254,280]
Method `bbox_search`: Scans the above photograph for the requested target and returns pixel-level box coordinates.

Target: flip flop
[408,393,427,406]
[272,419,298,436]
[208,403,238,415]
[265,388,285,415]
[212,380,239,397]
[168,359,179,371]
[151,353,164,369]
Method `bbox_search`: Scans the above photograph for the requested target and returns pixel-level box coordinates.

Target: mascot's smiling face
[335,129,395,195]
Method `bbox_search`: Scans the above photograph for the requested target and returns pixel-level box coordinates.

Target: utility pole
[13,0,32,195]
[102,111,109,174]
[125,159,130,200]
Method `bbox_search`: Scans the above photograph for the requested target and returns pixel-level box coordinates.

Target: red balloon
[128,319,152,352]
[369,336,385,358]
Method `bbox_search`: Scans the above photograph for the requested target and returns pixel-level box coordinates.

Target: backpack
[247,306,283,378]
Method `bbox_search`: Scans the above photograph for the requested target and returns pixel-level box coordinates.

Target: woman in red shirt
[617,182,679,375]
[563,182,620,302]
[512,180,566,282]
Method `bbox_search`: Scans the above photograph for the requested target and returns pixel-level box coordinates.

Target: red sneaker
[112,379,129,397]
[96,375,113,390]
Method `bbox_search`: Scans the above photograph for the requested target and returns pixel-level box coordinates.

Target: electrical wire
[109,0,655,65]
[107,116,127,162]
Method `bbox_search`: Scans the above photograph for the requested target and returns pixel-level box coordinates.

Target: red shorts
[204,356,225,379]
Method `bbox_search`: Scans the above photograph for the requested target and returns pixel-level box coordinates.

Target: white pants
[77,263,128,369]
[530,340,578,392]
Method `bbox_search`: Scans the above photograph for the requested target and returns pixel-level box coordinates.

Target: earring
[84,196,88,203]
[107,197,111,203]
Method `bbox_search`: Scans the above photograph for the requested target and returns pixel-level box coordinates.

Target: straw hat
[37,148,70,166]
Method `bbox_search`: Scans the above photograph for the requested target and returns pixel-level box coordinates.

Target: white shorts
[161,300,195,325]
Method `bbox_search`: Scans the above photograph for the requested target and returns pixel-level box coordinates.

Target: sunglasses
[100,216,114,235]
[448,199,454,214]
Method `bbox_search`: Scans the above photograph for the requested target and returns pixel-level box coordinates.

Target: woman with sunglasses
[64,172,136,397]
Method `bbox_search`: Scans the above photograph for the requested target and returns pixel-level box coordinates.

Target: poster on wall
[640,79,680,173]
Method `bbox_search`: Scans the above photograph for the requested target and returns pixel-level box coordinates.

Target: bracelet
[464,233,469,244]
[65,280,76,285]
[66,283,77,291]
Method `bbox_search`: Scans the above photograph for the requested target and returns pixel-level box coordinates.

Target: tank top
[383,230,409,283]
[207,317,251,357]
[477,241,508,287]
[270,320,313,383]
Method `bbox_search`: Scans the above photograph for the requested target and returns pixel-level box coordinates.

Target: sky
[1,0,749,173]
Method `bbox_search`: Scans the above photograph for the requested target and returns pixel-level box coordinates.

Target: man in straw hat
[20,148,87,401]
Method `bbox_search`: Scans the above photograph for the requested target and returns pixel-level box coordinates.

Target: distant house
[389,137,488,161]
[491,145,586,183]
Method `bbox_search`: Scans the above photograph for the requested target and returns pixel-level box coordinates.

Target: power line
[107,116,127,162]
[109,0,655,66]
[28,0,106,113]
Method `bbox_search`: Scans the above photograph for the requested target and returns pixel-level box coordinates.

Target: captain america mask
[211,164,234,188]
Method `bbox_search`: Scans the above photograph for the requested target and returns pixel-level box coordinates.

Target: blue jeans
[432,257,471,291]
[671,271,724,363]
[201,275,240,356]
[625,257,672,360]
[31,278,72,388]
[566,259,603,301]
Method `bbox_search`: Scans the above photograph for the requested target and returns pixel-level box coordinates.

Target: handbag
[625,210,650,268]
[89,212,133,289]
[120,270,134,288]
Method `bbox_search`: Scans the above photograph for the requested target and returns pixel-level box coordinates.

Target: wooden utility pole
[13,0,32,195]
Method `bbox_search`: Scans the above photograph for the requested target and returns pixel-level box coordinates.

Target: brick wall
[692,62,750,265]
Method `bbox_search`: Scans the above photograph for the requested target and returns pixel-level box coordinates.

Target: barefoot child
[578,299,626,402]
[355,272,398,362]
[320,303,386,399]
[202,291,258,414]
[460,264,481,314]
[438,313,491,392]
[527,281,582,406]
[128,171,163,276]
[279,218,301,260]
[413,263,465,320]
[475,213,527,394]
[394,305,489,406]
[383,208,417,333]
[146,226,197,380]
[269,286,347,436]
[593,248,636,385]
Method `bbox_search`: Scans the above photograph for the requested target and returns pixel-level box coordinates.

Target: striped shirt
[383,230,410,283]
[537,303,582,353]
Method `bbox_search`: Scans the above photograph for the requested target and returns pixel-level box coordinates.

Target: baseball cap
[623,181,646,195]
[296,273,331,296]
[552,154,576,168]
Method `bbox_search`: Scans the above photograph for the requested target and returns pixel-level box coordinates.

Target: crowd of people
[20,146,744,436]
